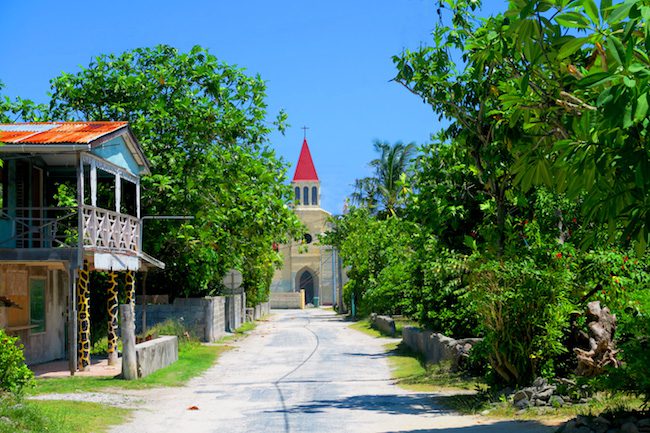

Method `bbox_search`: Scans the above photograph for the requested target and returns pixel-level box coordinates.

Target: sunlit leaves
[47,45,303,296]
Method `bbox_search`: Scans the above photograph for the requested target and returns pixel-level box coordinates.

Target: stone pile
[557,413,650,433]
[512,378,587,409]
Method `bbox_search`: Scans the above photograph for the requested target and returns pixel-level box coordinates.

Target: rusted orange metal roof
[0,122,128,144]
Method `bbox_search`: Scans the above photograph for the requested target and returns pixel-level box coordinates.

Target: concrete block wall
[224,294,243,332]
[259,301,270,317]
[205,296,226,342]
[245,307,254,322]
[245,302,270,322]
[135,335,178,378]
[402,326,482,368]
[270,291,304,309]
[135,296,226,342]
[370,314,396,337]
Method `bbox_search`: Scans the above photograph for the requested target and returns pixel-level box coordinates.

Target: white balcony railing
[81,205,140,253]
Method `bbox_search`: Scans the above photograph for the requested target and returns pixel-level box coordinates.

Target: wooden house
[0,122,163,373]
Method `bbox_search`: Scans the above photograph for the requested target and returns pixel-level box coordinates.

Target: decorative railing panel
[81,206,139,253]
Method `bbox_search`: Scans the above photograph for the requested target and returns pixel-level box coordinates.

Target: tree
[467,0,650,252]
[47,45,303,297]
[393,2,521,253]
[0,81,46,123]
[352,140,416,217]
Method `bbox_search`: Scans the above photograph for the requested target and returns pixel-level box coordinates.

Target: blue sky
[0,0,502,213]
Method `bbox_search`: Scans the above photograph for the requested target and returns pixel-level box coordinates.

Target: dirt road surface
[109,309,557,433]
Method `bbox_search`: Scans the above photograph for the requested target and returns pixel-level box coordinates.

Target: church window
[311,186,317,205]
[295,186,300,202]
[303,187,309,205]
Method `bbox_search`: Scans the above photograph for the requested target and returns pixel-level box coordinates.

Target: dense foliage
[1,45,303,301]
[0,329,33,396]
[326,0,650,398]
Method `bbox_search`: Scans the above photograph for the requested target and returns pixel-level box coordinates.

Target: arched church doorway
[296,268,318,305]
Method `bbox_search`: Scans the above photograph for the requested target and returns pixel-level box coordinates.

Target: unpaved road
[110,309,556,433]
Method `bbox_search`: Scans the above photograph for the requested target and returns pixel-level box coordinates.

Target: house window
[29,278,46,333]
[303,187,309,205]
[311,186,318,205]
[295,186,300,202]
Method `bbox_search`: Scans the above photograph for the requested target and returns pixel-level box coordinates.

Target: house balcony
[0,205,142,265]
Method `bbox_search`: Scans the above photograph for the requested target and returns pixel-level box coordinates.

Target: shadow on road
[390,419,556,432]
[341,351,390,359]
[272,393,454,416]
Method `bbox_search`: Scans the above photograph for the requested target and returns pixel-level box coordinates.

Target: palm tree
[351,140,417,217]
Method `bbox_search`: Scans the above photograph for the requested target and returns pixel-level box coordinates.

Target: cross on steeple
[301,125,309,139]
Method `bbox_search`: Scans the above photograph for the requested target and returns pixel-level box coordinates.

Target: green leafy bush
[0,329,34,396]
[469,256,574,385]
[415,238,477,338]
[602,288,650,404]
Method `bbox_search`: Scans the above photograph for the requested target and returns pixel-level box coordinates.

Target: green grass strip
[0,398,130,433]
[31,342,230,395]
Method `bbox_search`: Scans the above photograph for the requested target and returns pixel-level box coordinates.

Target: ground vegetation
[326,0,650,410]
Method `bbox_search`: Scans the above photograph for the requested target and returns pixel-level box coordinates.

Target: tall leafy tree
[393,2,521,253]
[48,45,303,296]
[495,0,650,252]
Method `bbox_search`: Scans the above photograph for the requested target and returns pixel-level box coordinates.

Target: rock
[561,421,594,433]
[536,387,555,400]
[549,395,565,408]
[533,377,547,388]
[576,415,591,426]
[0,417,12,425]
[618,416,640,427]
[620,422,639,433]
[513,390,529,403]
[514,398,531,410]
[590,416,611,433]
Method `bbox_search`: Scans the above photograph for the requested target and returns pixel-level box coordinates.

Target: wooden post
[120,304,138,380]
[115,174,121,214]
[90,160,97,208]
[68,266,78,375]
[77,156,84,268]
[135,180,141,252]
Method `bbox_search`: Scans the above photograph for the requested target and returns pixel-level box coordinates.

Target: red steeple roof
[292,138,319,182]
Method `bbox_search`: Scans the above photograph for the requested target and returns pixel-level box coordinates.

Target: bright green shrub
[600,286,650,403]
[414,237,478,338]
[469,256,574,385]
[0,329,34,396]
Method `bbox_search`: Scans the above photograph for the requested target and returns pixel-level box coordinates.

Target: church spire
[292,138,319,182]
